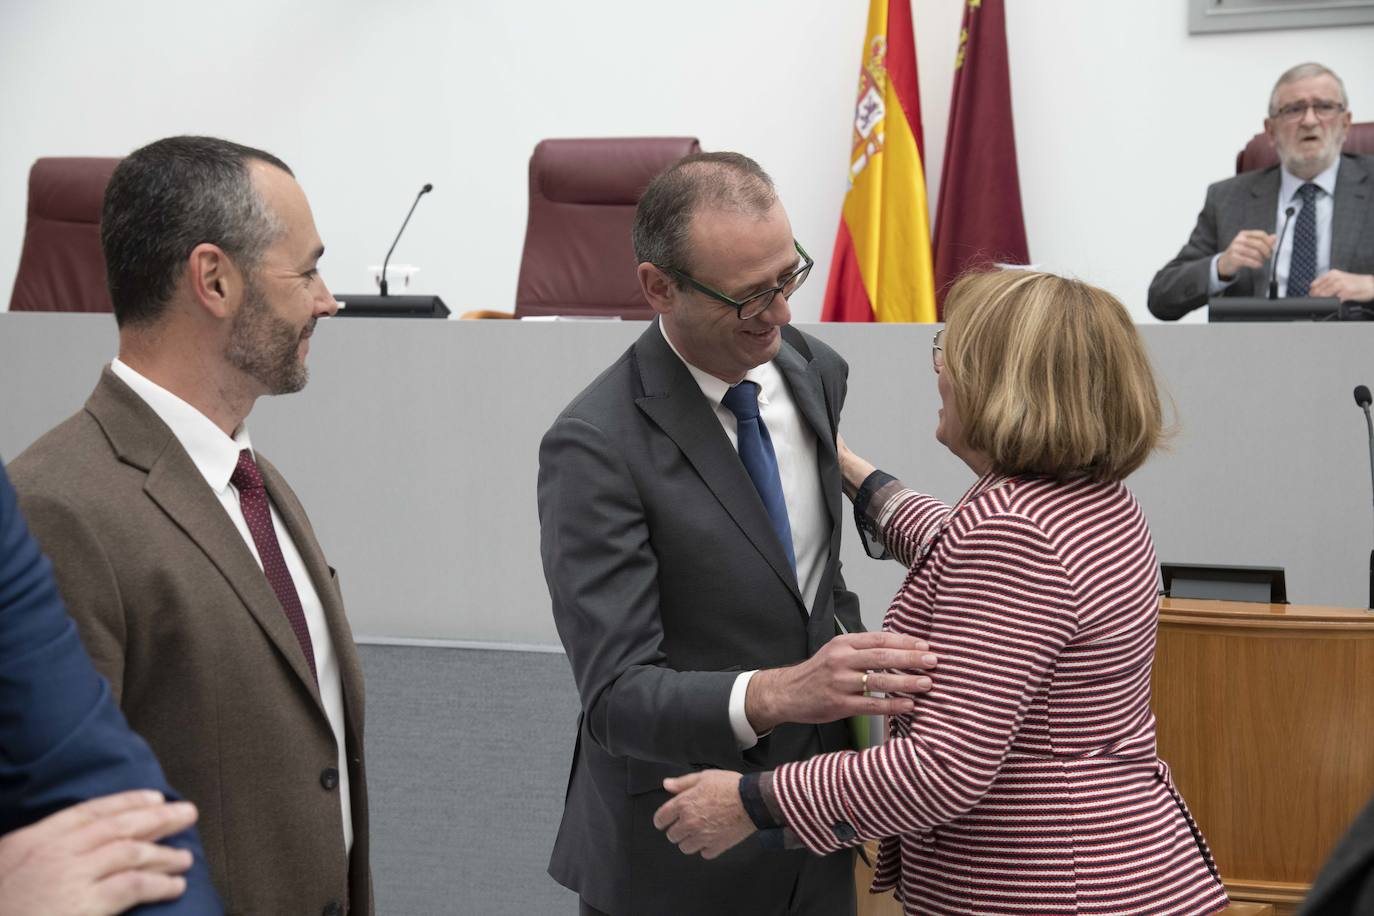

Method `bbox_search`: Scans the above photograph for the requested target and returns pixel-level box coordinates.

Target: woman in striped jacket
[654,270,1230,915]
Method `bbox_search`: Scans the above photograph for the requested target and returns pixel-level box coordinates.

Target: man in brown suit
[7,136,369,916]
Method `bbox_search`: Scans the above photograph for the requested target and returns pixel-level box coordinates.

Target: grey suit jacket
[538,321,862,915]
[7,368,371,916]
[1148,153,1374,320]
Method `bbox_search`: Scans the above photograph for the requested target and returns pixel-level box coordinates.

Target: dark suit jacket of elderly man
[1148,152,1374,320]
[7,368,371,916]
[0,460,223,914]
[538,320,863,915]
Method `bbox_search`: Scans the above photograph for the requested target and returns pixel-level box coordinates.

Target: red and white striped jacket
[773,472,1229,915]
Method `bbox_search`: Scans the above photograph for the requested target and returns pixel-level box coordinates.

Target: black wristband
[739,773,783,830]
[853,470,897,560]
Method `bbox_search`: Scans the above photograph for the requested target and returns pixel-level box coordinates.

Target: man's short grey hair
[1269,62,1348,115]
[632,152,778,279]
[102,136,292,328]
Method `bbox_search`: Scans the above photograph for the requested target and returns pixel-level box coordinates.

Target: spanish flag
[821,0,937,323]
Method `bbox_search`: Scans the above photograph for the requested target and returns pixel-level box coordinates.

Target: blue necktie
[1287,183,1319,298]
[721,381,796,573]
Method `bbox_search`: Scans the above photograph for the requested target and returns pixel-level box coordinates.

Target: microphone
[1268,205,1297,299]
[1357,385,1374,609]
[379,183,433,296]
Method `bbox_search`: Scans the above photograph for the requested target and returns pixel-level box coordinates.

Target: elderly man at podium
[1148,62,1374,320]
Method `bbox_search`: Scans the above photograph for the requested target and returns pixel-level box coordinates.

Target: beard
[225,278,312,395]
[1279,130,1345,180]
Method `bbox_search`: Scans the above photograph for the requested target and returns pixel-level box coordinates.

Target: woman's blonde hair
[942,270,1163,482]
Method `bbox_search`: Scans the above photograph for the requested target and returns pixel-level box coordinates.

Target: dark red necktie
[231,449,317,682]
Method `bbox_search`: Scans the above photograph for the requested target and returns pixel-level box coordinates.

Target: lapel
[258,454,366,738]
[85,368,324,709]
[631,321,805,612]
[1331,154,1372,272]
[1241,168,1281,296]
[773,331,844,616]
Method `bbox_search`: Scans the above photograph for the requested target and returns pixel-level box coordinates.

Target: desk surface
[1161,596,1374,626]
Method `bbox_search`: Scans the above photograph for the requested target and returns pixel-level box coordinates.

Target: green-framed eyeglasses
[661,241,814,320]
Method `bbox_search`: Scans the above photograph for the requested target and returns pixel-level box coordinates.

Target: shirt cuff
[1209,254,1236,295]
[729,670,765,750]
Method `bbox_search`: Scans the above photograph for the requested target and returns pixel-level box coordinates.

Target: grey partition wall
[358,642,579,914]
[3,314,1374,913]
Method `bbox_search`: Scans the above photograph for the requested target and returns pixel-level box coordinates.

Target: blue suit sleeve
[0,462,223,914]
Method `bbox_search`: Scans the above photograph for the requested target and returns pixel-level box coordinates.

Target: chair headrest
[28,157,121,223]
[531,137,702,205]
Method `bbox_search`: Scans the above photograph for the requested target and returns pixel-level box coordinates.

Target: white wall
[0,0,1370,323]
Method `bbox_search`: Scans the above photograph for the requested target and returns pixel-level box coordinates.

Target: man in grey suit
[538,152,938,915]
[8,136,370,915]
[1149,62,1374,320]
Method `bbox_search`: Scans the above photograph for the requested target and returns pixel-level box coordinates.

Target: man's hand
[654,771,754,860]
[1310,269,1374,303]
[745,632,936,734]
[0,790,199,916]
[1217,229,1277,279]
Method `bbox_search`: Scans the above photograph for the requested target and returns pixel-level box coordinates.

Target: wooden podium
[1153,598,1374,915]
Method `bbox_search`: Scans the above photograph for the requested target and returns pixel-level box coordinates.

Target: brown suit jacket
[7,368,371,916]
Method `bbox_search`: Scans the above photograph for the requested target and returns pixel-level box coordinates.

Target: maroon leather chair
[463,136,700,319]
[1236,121,1374,173]
[9,157,121,312]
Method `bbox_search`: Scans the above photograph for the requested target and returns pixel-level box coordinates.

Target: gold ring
[861,672,870,695]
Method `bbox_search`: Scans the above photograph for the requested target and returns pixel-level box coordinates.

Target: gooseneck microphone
[1268,205,1297,300]
[379,183,433,296]
[1357,385,1374,609]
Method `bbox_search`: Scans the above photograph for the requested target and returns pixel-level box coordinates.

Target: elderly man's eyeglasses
[932,328,944,373]
[662,241,813,320]
[1271,100,1346,123]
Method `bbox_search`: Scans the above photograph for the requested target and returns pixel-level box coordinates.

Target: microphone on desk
[331,183,448,317]
[1356,385,1374,609]
[1268,206,1296,299]
[379,183,434,296]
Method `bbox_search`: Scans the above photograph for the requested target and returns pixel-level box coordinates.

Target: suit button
[320,767,339,790]
[831,821,857,843]
[322,903,343,916]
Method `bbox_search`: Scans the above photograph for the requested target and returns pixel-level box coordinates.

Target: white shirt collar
[1280,157,1340,205]
[109,358,252,493]
[657,320,779,408]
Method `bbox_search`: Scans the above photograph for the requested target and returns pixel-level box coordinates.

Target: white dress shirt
[1210,158,1339,297]
[110,359,353,852]
[658,324,830,750]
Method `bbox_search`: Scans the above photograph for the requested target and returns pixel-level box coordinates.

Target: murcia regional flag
[821,0,937,323]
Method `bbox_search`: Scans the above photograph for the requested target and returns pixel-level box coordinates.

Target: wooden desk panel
[1154,598,1374,914]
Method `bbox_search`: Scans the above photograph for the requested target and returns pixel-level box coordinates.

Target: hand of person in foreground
[654,770,754,860]
[745,631,936,734]
[0,790,199,916]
